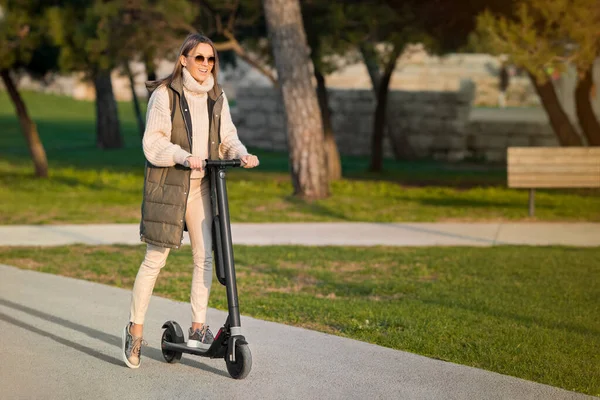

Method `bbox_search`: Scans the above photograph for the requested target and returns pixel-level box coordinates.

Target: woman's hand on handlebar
[185,156,204,170]
[240,154,259,168]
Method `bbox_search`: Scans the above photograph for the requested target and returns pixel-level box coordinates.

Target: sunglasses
[192,54,215,65]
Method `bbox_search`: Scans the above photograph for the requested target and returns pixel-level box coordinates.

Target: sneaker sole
[121,325,140,369]
[186,339,211,350]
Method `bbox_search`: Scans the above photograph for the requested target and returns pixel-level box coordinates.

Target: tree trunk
[263,0,329,200]
[528,71,582,146]
[359,43,381,94]
[369,49,401,172]
[1,69,48,178]
[144,56,157,82]
[575,68,600,146]
[125,62,145,138]
[93,70,122,149]
[314,65,342,181]
[144,56,157,101]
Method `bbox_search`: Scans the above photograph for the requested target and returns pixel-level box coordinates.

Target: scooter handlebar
[183,159,246,169]
[205,159,244,168]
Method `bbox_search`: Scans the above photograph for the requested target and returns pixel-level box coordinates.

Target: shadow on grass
[346,171,507,189]
[0,170,142,193]
[0,115,142,149]
[0,297,229,376]
[0,116,146,174]
[283,195,351,221]
[340,156,507,189]
[415,196,526,210]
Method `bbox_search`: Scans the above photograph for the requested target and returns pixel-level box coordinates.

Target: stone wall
[234,87,399,158]
[234,82,476,161]
[466,119,558,162]
[233,83,569,163]
[386,81,474,161]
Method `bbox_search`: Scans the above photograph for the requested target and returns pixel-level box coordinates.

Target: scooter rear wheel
[225,344,252,379]
[161,329,183,364]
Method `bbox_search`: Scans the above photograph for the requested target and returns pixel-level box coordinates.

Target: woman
[121,33,259,369]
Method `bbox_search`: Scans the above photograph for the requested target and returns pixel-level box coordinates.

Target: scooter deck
[162,341,227,358]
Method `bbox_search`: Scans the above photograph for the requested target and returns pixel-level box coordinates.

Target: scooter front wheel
[225,344,252,379]
[161,328,183,364]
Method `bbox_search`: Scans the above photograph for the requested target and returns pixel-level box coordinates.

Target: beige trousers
[129,178,213,325]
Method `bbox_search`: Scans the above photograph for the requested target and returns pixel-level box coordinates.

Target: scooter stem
[213,167,242,330]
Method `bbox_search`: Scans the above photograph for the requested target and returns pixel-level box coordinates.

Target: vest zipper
[180,178,190,248]
[210,91,224,159]
[179,92,193,248]
[180,93,193,149]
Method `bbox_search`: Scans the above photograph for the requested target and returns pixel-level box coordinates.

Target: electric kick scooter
[160,159,252,379]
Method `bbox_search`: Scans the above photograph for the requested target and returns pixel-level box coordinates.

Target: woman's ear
[180,54,187,67]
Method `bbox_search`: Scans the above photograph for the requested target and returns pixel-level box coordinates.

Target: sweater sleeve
[218,92,250,160]
[142,85,191,166]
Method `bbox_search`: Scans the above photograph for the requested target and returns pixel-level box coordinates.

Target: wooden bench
[507,147,600,216]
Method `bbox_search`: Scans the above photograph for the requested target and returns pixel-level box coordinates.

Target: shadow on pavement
[0,312,123,367]
[0,298,229,377]
[378,222,502,244]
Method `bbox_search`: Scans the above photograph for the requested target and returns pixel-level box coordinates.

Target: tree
[302,2,350,181]
[385,0,515,53]
[95,0,198,138]
[563,0,600,145]
[341,2,429,171]
[366,42,402,172]
[195,0,342,180]
[263,0,329,200]
[194,1,345,180]
[309,36,342,181]
[46,1,124,149]
[475,0,600,146]
[194,0,277,84]
[0,0,49,177]
[575,68,600,146]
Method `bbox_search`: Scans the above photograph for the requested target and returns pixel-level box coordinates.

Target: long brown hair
[147,33,220,92]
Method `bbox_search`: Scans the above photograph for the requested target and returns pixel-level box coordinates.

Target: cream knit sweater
[142,67,249,179]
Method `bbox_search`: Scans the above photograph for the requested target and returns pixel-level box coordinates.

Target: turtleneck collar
[182,67,214,96]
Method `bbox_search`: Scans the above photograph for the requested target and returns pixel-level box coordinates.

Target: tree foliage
[192,0,275,83]
[474,0,600,146]
[475,0,600,82]
[93,0,197,69]
[0,0,50,70]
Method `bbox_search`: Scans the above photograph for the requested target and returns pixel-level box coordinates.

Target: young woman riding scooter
[121,33,259,369]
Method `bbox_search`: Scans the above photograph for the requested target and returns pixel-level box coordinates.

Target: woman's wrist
[174,149,192,165]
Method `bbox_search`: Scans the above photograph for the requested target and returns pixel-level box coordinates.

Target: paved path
[1,222,599,247]
[0,264,593,400]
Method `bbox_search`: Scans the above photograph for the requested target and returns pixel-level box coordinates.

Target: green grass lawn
[0,244,598,396]
[1,90,599,224]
